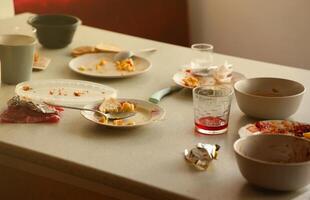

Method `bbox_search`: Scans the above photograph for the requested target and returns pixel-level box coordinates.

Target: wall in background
[188,0,310,69]
[14,0,189,46]
[0,0,14,19]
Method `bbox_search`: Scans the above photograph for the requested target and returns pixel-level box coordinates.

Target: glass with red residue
[193,85,233,135]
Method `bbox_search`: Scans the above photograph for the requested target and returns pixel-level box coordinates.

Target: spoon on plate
[45,103,136,120]
[113,48,157,61]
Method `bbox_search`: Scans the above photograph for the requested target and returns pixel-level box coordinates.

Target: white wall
[188,0,310,69]
[0,0,14,19]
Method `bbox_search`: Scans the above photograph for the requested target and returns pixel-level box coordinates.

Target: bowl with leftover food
[28,14,81,49]
[234,134,310,191]
[234,77,305,119]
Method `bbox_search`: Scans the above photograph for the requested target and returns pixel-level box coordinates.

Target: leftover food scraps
[181,62,234,88]
[99,98,135,113]
[112,119,135,126]
[34,51,39,63]
[115,58,135,72]
[183,76,199,87]
[245,120,310,139]
[71,46,97,57]
[97,98,136,126]
[22,85,32,91]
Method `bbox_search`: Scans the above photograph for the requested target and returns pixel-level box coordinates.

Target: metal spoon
[45,103,136,120]
[113,48,157,61]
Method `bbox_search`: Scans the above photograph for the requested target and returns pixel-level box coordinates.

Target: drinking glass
[193,85,233,135]
[190,43,214,69]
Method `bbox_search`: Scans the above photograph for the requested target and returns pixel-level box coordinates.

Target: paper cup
[0,34,36,84]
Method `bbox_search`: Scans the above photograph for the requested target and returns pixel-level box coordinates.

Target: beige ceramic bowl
[234,135,310,191]
[234,78,305,119]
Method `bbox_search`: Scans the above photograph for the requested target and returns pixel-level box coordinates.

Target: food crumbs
[78,66,86,71]
[95,63,102,70]
[303,132,310,139]
[99,116,107,124]
[22,85,32,91]
[119,102,135,112]
[126,120,136,126]
[115,58,135,72]
[113,119,124,126]
[99,59,107,66]
[183,76,199,87]
[73,91,84,97]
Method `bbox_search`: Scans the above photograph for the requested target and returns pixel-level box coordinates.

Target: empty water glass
[191,43,214,69]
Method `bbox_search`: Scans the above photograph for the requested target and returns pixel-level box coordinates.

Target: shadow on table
[239,182,297,200]
[75,122,163,142]
[173,88,192,102]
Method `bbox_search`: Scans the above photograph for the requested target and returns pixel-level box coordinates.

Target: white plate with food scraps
[69,53,151,78]
[15,79,117,106]
[81,98,165,128]
[173,66,246,89]
[238,120,310,140]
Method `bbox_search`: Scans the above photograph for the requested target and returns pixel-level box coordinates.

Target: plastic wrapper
[0,96,62,123]
[184,143,220,170]
[8,96,57,114]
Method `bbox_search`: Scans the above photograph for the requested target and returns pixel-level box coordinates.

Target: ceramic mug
[0,34,36,84]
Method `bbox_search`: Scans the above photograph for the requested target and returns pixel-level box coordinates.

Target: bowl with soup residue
[234,77,305,119]
[234,134,310,191]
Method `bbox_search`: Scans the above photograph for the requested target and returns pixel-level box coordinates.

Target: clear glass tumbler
[193,85,233,135]
[190,43,214,69]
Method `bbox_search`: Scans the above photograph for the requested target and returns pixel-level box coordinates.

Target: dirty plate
[173,70,245,89]
[81,98,165,128]
[15,79,117,106]
[69,53,151,78]
[238,120,310,140]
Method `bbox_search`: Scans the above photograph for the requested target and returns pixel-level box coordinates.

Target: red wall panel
[14,0,189,46]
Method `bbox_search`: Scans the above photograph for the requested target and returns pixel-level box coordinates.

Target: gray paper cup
[0,34,36,84]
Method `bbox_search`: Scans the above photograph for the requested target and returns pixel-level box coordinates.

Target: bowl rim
[234,77,306,99]
[27,14,82,28]
[234,134,310,166]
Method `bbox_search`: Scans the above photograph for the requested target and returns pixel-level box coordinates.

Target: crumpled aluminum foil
[184,143,220,170]
[7,96,57,114]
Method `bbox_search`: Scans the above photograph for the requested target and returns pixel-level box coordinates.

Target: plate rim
[15,79,117,105]
[68,53,152,78]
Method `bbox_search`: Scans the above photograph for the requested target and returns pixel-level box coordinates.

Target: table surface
[0,13,310,200]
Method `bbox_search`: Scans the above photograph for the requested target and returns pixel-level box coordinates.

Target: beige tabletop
[0,13,310,200]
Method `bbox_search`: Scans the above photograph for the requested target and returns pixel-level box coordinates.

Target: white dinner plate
[173,70,246,89]
[81,98,165,128]
[69,53,151,78]
[15,79,117,106]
